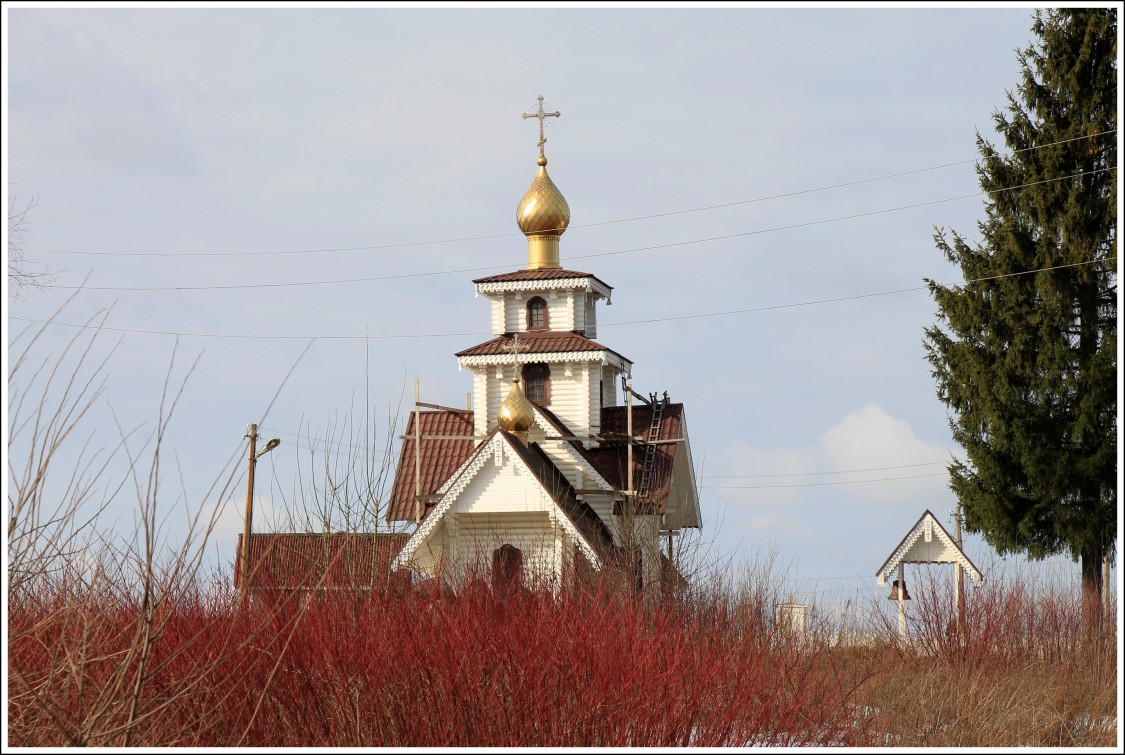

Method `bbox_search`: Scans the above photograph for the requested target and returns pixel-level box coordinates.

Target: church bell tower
[456,96,630,443]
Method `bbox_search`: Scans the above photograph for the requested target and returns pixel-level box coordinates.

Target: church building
[386,97,702,594]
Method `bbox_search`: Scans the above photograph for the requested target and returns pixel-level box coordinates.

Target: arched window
[522,363,550,404]
[527,297,548,330]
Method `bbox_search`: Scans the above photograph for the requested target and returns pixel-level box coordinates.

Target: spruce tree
[924,8,1117,607]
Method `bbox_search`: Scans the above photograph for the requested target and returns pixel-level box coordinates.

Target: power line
[703,461,949,478]
[25,130,1114,259]
[258,425,390,459]
[704,472,946,490]
[35,167,1116,293]
[9,257,1113,342]
[604,258,1114,327]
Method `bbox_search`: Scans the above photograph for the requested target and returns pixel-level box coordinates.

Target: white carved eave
[459,350,631,371]
[875,510,983,586]
[475,278,613,300]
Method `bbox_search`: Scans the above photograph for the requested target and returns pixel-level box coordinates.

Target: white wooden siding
[601,366,619,407]
[500,291,576,333]
[447,512,566,586]
[584,294,597,338]
[490,297,504,335]
[473,369,490,437]
[587,363,600,438]
[540,364,587,436]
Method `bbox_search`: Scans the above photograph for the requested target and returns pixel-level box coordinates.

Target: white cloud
[820,404,951,504]
[705,404,956,588]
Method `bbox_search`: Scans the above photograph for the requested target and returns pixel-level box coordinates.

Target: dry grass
[846,573,1118,747]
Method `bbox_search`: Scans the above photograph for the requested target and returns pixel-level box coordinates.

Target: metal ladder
[636,392,665,505]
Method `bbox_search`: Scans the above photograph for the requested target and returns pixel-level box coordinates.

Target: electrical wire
[703,461,949,478]
[34,167,1116,293]
[704,472,946,489]
[9,257,1114,341]
[258,425,389,458]
[25,130,1115,258]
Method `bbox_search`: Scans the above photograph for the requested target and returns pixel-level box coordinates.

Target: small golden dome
[516,156,570,237]
[498,375,535,433]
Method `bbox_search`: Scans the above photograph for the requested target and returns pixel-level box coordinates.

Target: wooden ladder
[636,392,665,505]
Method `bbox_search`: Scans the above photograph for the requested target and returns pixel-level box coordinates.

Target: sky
[4,2,1120,615]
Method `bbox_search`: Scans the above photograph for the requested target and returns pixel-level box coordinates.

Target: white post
[954,503,965,631]
[897,562,906,639]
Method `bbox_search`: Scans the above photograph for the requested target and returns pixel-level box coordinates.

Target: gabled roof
[386,402,696,526]
[387,410,478,522]
[455,331,629,364]
[875,509,983,586]
[392,429,612,571]
[234,532,409,590]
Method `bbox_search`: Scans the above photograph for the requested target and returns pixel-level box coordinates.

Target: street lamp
[239,423,281,605]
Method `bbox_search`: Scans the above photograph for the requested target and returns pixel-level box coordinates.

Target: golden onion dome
[516,155,570,237]
[497,375,535,434]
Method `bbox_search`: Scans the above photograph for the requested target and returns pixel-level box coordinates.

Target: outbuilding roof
[234,532,409,591]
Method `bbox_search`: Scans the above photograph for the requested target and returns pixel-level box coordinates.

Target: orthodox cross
[500,332,532,377]
[522,95,561,157]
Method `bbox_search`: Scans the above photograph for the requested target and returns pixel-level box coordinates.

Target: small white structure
[875,509,983,637]
[775,595,809,635]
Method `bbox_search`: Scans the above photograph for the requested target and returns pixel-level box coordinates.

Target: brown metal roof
[234,532,409,590]
[387,410,479,522]
[586,403,685,515]
[455,331,627,361]
[472,269,611,289]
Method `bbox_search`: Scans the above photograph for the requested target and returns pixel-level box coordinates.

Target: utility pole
[238,423,280,607]
[239,424,259,607]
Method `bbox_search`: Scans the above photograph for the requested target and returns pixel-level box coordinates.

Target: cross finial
[522,95,561,158]
[500,332,532,374]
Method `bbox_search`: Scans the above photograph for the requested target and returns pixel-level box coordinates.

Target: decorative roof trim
[459,350,631,370]
[875,509,983,586]
[475,278,613,299]
[391,433,603,571]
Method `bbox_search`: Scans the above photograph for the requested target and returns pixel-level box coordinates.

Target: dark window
[527,297,548,330]
[522,363,550,404]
